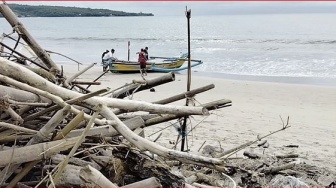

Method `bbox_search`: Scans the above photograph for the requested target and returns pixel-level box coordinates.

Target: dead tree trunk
[110,72,175,98]
[0,137,79,167]
[0,85,50,103]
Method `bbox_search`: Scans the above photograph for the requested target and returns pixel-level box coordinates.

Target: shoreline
[179,70,336,88]
[75,63,336,87]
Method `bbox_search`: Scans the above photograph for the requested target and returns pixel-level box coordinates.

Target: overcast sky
[7,1,336,16]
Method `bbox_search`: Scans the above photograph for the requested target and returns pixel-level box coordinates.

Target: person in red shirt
[137,48,147,76]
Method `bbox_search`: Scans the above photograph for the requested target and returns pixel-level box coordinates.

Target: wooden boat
[107,54,203,73]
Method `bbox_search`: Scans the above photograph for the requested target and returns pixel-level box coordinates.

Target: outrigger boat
[107,53,203,73]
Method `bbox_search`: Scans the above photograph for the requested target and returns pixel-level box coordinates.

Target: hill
[1,4,154,17]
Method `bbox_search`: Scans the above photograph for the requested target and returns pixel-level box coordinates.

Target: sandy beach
[63,63,336,172]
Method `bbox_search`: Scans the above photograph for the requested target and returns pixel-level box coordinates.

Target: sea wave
[39,36,336,45]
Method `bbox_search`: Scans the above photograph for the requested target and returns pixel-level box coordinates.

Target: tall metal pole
[181,7,191,151]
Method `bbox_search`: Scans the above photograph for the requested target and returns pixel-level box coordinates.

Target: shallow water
[1,14,336,84]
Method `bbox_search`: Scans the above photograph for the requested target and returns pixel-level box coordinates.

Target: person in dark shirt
[101,50,109,71]
[101,50,109,60]
[143,47,149,60]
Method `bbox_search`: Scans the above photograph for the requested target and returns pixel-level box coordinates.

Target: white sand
[63,63,336,171]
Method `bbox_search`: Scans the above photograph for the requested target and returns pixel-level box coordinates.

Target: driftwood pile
[0,3,335,188]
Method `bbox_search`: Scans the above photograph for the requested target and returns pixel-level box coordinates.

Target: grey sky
[8,1,336,16]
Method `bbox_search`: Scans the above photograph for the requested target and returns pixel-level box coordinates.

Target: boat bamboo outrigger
[105,53,203,73]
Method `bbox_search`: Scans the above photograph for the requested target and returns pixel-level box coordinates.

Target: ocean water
[1,14,336,84]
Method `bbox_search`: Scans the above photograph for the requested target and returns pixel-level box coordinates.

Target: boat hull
[109,60,185,73]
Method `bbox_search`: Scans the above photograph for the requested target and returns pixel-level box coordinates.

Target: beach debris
[284,144,300,148]
[270,175,309,188]
[0,2,334,188]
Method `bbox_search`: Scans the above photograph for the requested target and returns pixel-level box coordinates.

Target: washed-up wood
[113,147,184,187]
[7,111,85,186]
[114,84,216,115]
[0,41,49,71]
[79,165,119,188]
[65,62,96,85]
[51,154,101,171]
[29,105,71,144]
[2,5,325,188]
[52,107,100,184]
[71,81,101,85]
[121,177,162,188]
[86,69,109,89]
[7,98,49,107]
[109,72,175,98]
[262,163,296,174]
[145,99,231,126]
[53,111,84,140]
[67,116,144,139]
[73,84,91,93]
[154,84,215,104]
[100,105,223,167]
[4,105,24,124]
[0,106,71,182]
[0,122,37,134]
[57,164,85,186]
[0,58,208,116]
[0,85,50,103]
[24,88,108,122]
[0,137,78,167]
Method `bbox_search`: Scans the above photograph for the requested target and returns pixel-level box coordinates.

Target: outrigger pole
[128,41,130,61]
[181,7,191,152]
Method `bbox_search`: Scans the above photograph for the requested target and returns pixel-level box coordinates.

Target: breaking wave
[40,36,336,45]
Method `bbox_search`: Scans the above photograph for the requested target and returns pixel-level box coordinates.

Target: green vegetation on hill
[1,4,154,17]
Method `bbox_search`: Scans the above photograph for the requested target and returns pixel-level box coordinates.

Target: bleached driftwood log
[28,105,71,144]
[79,165,119,188]
[0,122,37,134]
[121,177,162,188]
[154,84,215,104]
[0,57,208,116]
[53,111,84,140]
[0,85,50,103]
[0,74,151,131]
[52,108,100,184]
[109,72,175,98]
[66,116,144,138]
[24,66,56,83]
[57,165,85,186]
[4,105,24,124]
[65,62,96,85]
[51,154,101,170]
[100,105,224,167]
[23,88,108,122]
[0,137,78,167]
[113,84,216,115]
[6,111,86,186]
[145,99,231,126]
[0,105,71,181]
